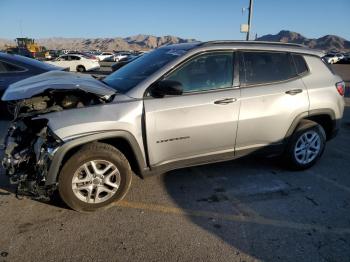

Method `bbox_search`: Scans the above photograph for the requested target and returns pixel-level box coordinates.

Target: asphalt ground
[0,64,349,262]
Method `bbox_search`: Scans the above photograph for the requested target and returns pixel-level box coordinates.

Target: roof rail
[199,40,307,48]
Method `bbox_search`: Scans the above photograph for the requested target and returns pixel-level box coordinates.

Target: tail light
[335,81,345,96]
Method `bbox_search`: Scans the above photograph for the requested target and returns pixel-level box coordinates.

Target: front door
[144,51,241,166]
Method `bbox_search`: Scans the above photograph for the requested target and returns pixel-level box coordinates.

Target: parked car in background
[86,50,101,56]
[111,54,141,72]
[337,53,350,64]
[45,50,61,60]
[0,52,67,97]
[96,52,115,61]
[113,51,131,62]
[67,51,98,61]
[323,53,344,64]
[46,54,100,72]
[0,52,67,116]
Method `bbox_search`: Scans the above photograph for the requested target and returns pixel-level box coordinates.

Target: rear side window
[239,52,297,85]
[70,56,81,60]
[292,54,308,75]
[0,61,25,73]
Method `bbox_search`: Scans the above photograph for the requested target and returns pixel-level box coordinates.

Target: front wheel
[284,120,326,170]
[58,143,132,212]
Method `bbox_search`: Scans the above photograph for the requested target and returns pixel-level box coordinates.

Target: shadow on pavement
[161,106,350,261]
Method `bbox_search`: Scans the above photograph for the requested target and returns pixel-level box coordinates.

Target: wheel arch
[285,109,337,142]
[76,65,85,71]
[46,131,148,186]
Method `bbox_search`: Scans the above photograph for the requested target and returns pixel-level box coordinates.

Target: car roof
[0,51,63,70]
[164,41,325,57]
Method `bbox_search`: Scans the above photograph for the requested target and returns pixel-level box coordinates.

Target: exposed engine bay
[12,90,106,118]
[2,90,111,199]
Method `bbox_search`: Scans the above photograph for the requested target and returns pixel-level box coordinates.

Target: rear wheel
[58,143,132,212]
[76,65,86,72]
[284,120,326,170]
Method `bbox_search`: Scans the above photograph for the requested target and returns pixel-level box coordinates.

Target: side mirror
[151,80,183,98]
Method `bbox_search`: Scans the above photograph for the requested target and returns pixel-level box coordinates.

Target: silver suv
[1,41,345,211]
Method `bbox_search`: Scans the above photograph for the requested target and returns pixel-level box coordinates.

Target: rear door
[235,51,309,155]
[144,51,241,166]
[70,55,81,70]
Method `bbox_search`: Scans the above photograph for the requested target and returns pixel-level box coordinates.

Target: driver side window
[165,52,234,93]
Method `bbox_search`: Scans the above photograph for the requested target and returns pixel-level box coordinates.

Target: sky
[0,0,349,41]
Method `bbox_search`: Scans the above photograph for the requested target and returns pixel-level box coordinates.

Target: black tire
[76,65,86,72]
[58,142,132,212]
[284,120,326,170]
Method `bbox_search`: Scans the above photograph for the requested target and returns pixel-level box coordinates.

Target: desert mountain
[256,30,350,51]
[0,31,348,52]
[0,34,196,51]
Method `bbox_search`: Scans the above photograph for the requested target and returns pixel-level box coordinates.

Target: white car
[46,54,100,72]
[323,53,344,64]
[96,52,115,61]
[113,52,130,62]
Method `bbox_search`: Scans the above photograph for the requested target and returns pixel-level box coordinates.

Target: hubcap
[294,130,321,165]
[72,160,121,204]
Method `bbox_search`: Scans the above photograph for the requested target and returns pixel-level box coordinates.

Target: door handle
[285,89,303,95]
[214,98,237,105]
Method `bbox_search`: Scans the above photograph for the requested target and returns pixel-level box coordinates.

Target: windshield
[103,48,188,93]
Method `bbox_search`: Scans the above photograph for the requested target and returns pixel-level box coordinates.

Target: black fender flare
[45,131,148,185]
[284,109,336,142]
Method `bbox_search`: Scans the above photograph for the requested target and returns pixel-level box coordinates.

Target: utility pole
[246,0,254,41]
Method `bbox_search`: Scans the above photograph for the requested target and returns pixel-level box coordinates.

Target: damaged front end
[2,89,113,200]
[2,118,61,200]
[1,71,116,200]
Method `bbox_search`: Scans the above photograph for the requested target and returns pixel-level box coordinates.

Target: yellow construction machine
[5,38,49,60]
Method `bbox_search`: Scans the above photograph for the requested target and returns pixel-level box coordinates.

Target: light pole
[246,0,254,41]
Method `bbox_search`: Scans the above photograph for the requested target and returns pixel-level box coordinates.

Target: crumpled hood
[2,70,116,101]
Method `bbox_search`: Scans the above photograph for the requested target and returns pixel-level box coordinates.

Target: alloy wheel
[71,160,121,204]
[294,130,321,165]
